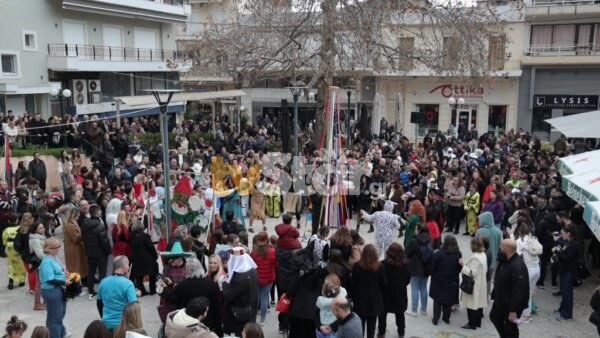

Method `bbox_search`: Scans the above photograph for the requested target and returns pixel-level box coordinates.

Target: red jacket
[251,247,277,285]
[275,223,301,250]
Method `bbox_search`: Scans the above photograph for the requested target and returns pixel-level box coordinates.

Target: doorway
[452,107,477,136]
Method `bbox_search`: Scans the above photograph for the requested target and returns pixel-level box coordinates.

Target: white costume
[361,200,400,259]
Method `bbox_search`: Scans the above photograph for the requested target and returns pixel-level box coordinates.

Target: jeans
[258,282,272,322]
[559,271,574,319]
[410,276,428,313]
[87,256,108,294]
[41,288,66,338]
[378,312,405,336]
[523,265,540,317]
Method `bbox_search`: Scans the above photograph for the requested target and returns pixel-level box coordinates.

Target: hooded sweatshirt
[475,212,502,268]
[164,309,218,338]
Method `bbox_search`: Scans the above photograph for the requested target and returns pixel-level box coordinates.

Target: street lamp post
[344,82,356,147]
[448,96,465,129]
[49,88,72,147]
[286,82,307,167]
[239,105,246,134]
[145,89,181,240]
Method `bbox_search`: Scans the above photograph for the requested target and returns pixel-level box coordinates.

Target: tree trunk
[313,0,337,148]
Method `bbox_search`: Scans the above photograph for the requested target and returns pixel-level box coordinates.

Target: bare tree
[182,0,509,141]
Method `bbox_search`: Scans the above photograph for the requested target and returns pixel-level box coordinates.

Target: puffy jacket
[164,310,219,338]
[81,216,111,258]
[275,223,301,250]
[250,247,277,285]
[405,233,432,276]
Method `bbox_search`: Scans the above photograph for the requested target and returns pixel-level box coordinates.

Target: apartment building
[517,0,600,141]
[0,0,190,118]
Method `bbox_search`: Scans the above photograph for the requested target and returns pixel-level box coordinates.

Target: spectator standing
[429,234,462,325]
[111,210,132,259]
[28,223,46,310]
[378,242,410,338]
[28,152,47,192]
[275,214,301,250]
[129,221,158,295]
[405,224,432,317]
[476,212,502,284]
[165,296,219,338]
[445,177,466,234]
[460,238,488,330]
[554,225,579,321]
[508,223,541,322]
[81,205,111,299]
[97,255,139,331]
[62,207,88,285]
[348,244,386,338]
[38,238,71,338]
[250,231,277,325]
[328,296,363,338]
[489,239,529,338]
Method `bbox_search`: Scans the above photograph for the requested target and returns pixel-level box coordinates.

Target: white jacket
[460,252,488,310]
[515,235,540,268]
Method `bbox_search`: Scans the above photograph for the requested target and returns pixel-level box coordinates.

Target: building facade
[517,0,600,141]
[0,0,190,118]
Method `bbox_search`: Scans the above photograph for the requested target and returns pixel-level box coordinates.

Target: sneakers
[63,331,72,338]
[536,284,545,290]
[405,311,418,317]
[551,284,559,289]
[88,293,97,301]
[556,316,572,322]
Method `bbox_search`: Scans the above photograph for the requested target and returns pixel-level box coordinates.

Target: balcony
[47,44,191,72]
[180,65,234,83]
[523,44,600,65]
[525,0,600,17]
[62,0,191,24]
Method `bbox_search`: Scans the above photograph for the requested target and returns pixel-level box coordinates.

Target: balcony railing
[150,0,190,5]
[528,0,600,6]
[48,44,187,62]
[526,44,600,55]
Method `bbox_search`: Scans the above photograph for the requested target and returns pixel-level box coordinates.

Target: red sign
[429,84,484,98]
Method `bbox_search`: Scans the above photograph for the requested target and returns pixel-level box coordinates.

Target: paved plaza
[1,216,598,338]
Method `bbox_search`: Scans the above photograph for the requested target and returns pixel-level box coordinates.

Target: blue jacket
[476,212,502,268]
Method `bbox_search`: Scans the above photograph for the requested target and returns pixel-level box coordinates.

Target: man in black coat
[490,239,530,338]
[81,205,111,297]
[535,205,560,288]
[28,152,47,191]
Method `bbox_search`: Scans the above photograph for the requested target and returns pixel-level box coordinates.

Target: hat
[160,241,193,258]
[475,149,484,157]
[254,231,269,246]
[469,153,478,159]
[192,163,203,176]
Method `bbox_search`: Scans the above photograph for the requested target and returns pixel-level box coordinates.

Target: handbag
[276,293,292,313]
[460,272,475,295]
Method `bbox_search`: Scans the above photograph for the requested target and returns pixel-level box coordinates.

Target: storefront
[517,68,600,141]
[378,77,520,141]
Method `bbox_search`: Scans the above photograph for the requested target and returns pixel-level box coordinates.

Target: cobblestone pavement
[1,216,598,338]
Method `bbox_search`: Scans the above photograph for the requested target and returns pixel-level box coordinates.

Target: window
[414,104,439,137]
[532,108,551,134]
[488,105,507,134]
[443,37,459,70]
[488,35,506,71]
[530,24,596,52]
[397,37,414,71]
[22,30,37,51]
[0,51,19,77]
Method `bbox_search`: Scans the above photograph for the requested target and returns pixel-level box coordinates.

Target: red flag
[4,136,12,191]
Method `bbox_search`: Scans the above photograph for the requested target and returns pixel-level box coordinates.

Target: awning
[545,110,600,138]
[583,201,600,242]
[116,89,246,106]
[557,149,600,175]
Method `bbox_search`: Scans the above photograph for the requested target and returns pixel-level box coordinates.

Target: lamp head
[240,105,246,112]
[62,89,72,98]
[448,97,456,105]
[50,88,59,96]
[457,97,465,105]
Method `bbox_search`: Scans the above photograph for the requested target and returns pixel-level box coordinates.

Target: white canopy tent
[545,110,600,138]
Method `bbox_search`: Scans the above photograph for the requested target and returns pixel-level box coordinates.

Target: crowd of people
[1,109,600,338]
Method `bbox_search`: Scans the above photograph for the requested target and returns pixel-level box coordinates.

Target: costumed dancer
[220,176,246,228]
[248,177,266,233]
[171,176,201,237]
[322,174,348,227]
[360,200,401,259]
[265,178,281,218]
[463,183,480,236]
[2,215,26,289]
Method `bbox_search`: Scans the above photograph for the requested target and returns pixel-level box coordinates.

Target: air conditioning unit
[72,79,88,106]
[88,79,101,93]
[90,92,103,104]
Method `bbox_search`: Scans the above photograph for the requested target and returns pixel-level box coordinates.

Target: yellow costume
[464,191,480,235]
[2,226,26,284]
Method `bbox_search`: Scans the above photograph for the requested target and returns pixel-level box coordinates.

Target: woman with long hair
[63,207,88,279]
[28,223,46,310]
[329,227,353,263]
[113,302,144,338]
[82,320,110,338]
[508,223,540,322]
[430,235,462,325]
[71,149,82,177]
[460,238,488,330]
[207,254,226,283]
[112,210,131,258]
[404,199,426,248]
[250,231,277,325]
[378,243,411,338]
[349,244,386,338]
[326,249,351,289]
[29,327,49,338]
[242,322,264,338]
[16,213,36,294]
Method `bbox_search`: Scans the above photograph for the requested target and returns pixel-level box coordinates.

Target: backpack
[525,236,543,256]
[292,238,320,287]
[419,242,434,265]
[13,231,29,259]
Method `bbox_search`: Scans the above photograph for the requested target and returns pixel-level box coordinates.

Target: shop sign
[533,95,599,109]
[429,84,485,99]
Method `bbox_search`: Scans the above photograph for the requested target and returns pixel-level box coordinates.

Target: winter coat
[405,233,432,276]
[170,277,222,336]
[27,160,47,184]
[482,199,504,225]
[28,233,46,261]
[111,223,131,257]
[275,248,295,292]
[64,219,88,277]
[287,268,323,319]
[164,310,219,338]
[476,212,502,269]
[535,212,560,251]
[429,249,462,305]
[81,217,111,259]
[250,247,277,286]
[403,214,421,248]
[382,261,410,314]
[275,223,301,250]
[349,264,386,317]
[460,252,488,310]
[129,230,158,277]
[492,253,529,313]
[222,269,259,325]
[447,186,466,207]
